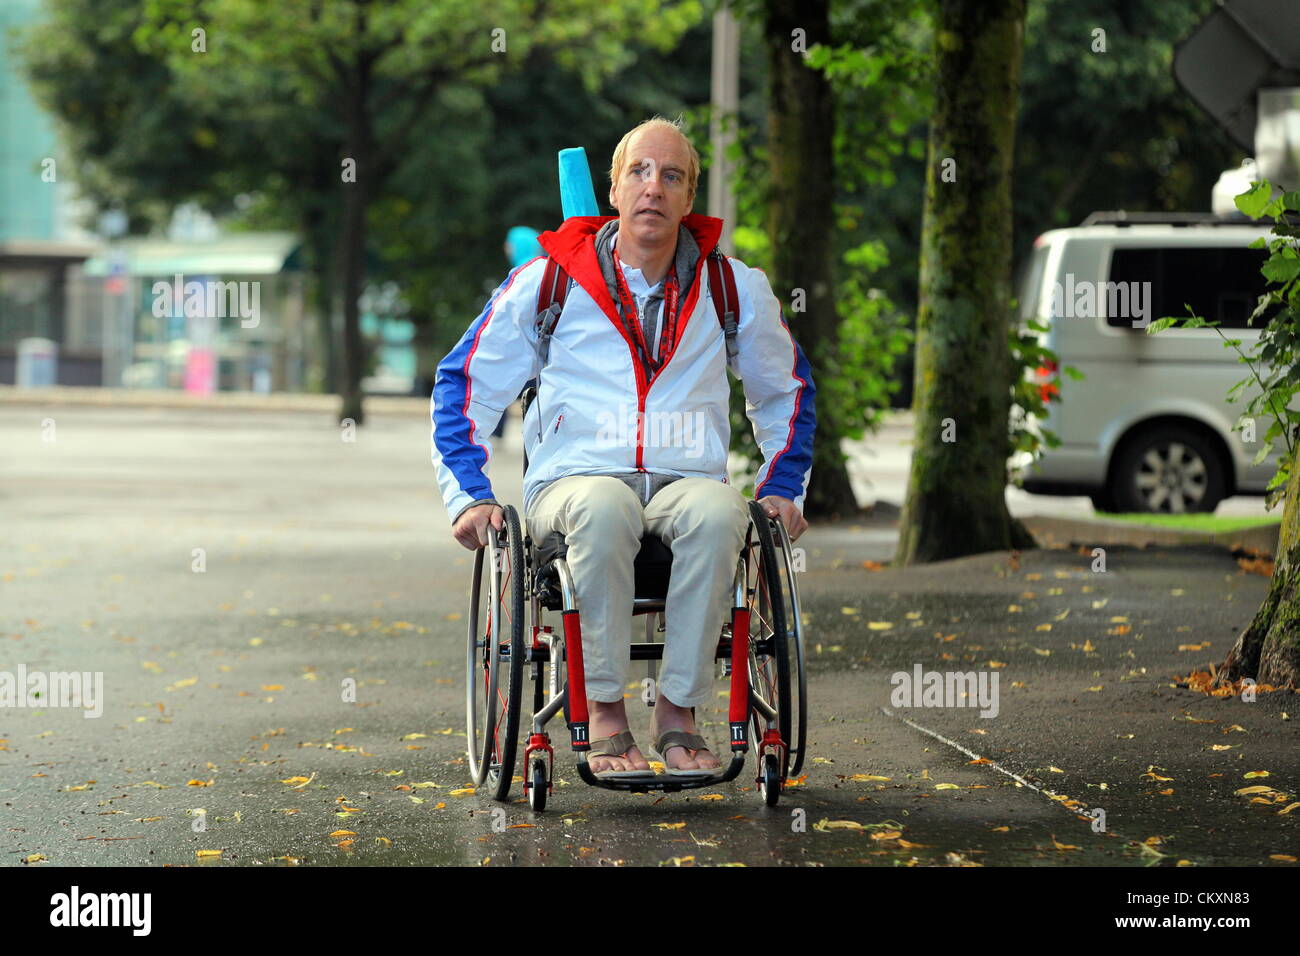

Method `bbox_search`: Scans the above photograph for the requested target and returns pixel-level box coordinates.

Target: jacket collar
[538,213,722,321]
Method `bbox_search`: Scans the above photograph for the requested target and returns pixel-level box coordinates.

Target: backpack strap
[706,250,740,365]
[534,257,571,367]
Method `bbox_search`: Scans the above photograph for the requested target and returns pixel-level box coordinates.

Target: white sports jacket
[430,214,816,525]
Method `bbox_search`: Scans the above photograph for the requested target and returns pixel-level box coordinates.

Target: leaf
[1244,771,1271,779]
[329,830,356,837]
[1051,836,1080,851]
[934,783,960,790]
[280,776,310,786]
[652,822,686,830]
[1234,786,1276,796]
[195,849,222,859]
[813,819,864,831]
[1236,180,1274,219]
[867,621,893,630]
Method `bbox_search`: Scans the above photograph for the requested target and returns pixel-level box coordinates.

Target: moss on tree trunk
[1219,444,1300,689]
[896,0,1033,564]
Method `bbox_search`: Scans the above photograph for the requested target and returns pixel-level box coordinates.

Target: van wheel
[1110,426,1225,514]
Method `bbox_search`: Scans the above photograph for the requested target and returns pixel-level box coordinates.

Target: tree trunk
[339,54,372,427]
[896,0,1033,564]
[1218,444,1300,689]
[763,0,858,520]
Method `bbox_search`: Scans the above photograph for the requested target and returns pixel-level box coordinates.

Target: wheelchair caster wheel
[527,760,548,812]
[758,753,782,807]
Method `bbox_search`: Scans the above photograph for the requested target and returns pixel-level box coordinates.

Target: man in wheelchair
[431,117,815,779]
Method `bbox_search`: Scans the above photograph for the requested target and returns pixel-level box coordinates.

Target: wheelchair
[464,385,807,811]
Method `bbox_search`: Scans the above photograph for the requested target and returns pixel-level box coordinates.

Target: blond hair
[608,116,700,207]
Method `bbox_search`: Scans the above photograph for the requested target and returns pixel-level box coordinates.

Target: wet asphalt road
[2,404,1295,867]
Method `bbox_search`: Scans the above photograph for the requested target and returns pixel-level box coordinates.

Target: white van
[1018,212,1280,513]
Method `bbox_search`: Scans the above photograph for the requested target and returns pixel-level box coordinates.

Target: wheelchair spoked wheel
[745,500,792,793]
[769,517,808,777]
[465,505,525,801]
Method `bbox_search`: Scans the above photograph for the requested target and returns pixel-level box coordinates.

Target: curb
[1021,514,1281,557]
[0,385,430,418]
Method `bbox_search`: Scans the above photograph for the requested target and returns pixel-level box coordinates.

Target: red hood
[537,213,723,322]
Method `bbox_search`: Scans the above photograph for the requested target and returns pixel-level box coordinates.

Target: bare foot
[588,699,650,773]
[649,696,721,771]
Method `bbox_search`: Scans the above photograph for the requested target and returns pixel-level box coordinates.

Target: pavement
[1,399,1295,867]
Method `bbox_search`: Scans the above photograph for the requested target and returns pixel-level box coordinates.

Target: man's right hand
[452,503,505,551]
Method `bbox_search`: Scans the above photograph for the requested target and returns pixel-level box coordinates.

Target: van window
[1107,246,1276,330]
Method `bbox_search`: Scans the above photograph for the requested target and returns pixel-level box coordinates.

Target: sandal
[584,729,654,779]
[648,729,722,778]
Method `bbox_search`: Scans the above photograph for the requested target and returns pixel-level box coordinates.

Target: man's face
[608,127,694,243]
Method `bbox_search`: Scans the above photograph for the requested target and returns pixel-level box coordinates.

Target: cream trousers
[525,474,751,708]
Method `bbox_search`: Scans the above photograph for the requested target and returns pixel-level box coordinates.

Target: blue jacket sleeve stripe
[754,310,817,502]
[431,260,535,504]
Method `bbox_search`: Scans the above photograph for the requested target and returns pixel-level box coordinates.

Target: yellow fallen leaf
[328,830,356,837]
[1278,803,1300,815]
[870,830,902,841]
[187,779,214,787]
[401,733,428,740]
[1244,771,1271,779]
[195,850,222,859]
[1270,854,1297,862]
[1234,786,1276,796]
[813,819,865,831]
[261,684,283,691]
[934,783,960,790]
[280,776,310,786]
[24,854,46,863]
[1051,836,1079,851]
[990,826,1010,833]
[449,787,476,796]
[867,621,893,631]
[652,822,686,830]
[848,774,891,781]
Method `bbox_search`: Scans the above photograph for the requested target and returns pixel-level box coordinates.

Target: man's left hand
[757,495,807,542]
